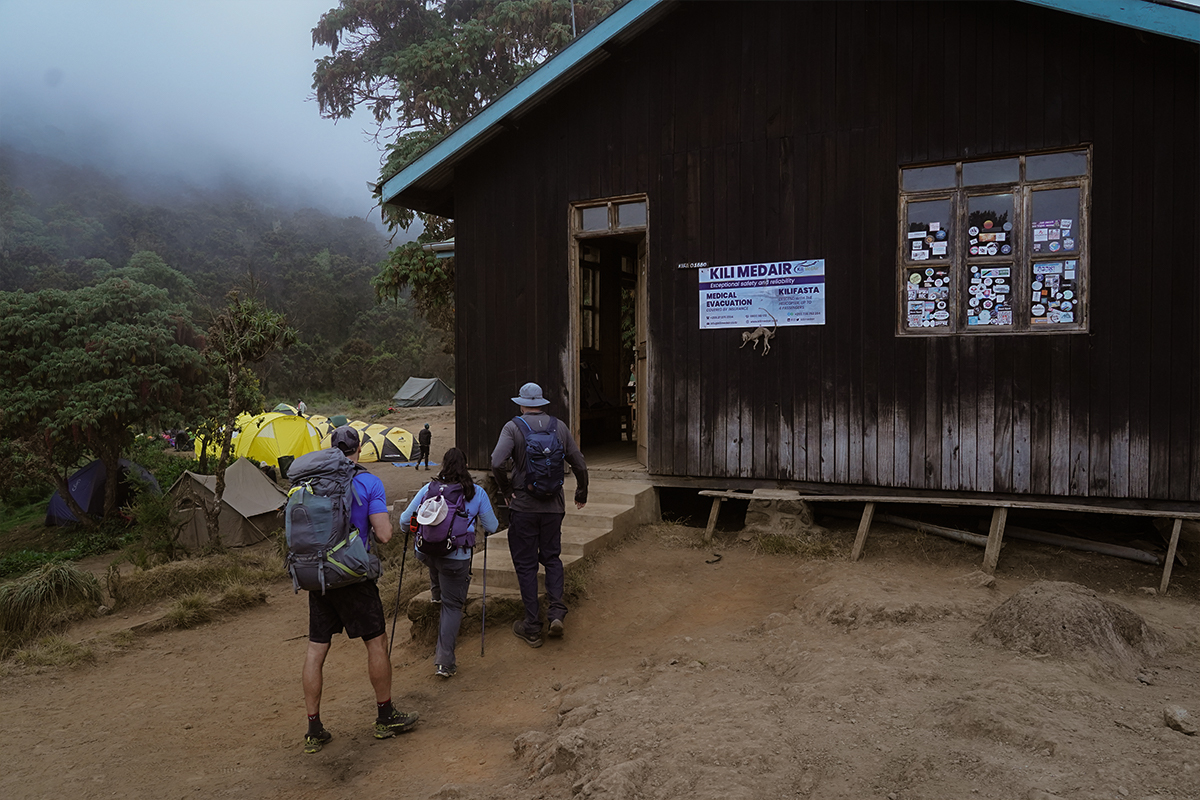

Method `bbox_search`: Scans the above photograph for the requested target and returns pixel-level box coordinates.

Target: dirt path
[4,404,1199,799]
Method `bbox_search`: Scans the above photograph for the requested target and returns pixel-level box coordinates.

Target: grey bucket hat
[511,382,550,407]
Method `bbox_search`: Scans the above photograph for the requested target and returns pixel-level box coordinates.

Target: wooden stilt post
[704,497,722,543]
[1159,518,1183,595]
[851,502,876,562]
[983,506,1008,574]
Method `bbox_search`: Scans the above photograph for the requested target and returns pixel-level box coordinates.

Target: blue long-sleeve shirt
[400,480,499,560]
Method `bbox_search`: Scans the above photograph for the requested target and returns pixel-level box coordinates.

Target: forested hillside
[0,144,452,398]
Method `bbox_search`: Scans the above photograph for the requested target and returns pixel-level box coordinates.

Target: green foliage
[313,0,618,140]
[0,522,128,579]
[120,484,188,569]
[128,435,197,492]
[313,0,618,333]
[0,277,209,522]
[0,145,450,397]
[372,241,455,334]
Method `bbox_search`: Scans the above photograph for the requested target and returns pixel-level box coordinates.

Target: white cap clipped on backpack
[417,496,448,526]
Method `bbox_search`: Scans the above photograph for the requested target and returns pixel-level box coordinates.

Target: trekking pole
[388,517,414,659]
[480,526,488,657]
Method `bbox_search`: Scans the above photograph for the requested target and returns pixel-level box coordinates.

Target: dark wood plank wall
[452,1,1199,502]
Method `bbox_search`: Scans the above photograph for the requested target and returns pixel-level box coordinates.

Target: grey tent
[168,457,288,549]
[392,376,455,407]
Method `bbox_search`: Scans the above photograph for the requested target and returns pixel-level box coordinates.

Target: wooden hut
[380,0,1199,520]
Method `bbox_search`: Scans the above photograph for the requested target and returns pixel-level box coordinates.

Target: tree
[0,278,208,524]
[201,291,298,550]
[311,0,619,332]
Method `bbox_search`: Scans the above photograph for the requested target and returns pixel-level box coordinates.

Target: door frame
[568,194,649,464]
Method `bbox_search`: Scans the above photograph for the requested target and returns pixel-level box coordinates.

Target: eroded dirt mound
[973,580,1170,678]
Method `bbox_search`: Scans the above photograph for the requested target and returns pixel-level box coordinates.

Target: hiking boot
[374,709,419,739]
[303,728,332,754]
[548,618,564,638]
[512,619,543,648]
[435,663,457,679]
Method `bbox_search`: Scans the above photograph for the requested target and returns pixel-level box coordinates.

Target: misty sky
[0,0,387,222]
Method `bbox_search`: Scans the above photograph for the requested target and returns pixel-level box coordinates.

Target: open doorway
[570,197,648,465]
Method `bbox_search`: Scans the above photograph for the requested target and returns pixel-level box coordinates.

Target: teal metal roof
[1022,0,1199,43]
[381,0,1198,217]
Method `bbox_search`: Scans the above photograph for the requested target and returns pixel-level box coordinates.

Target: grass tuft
[109,550,281,609]
[13,635,96,670]
[159,593,213,630]
[752,532,843,559]
[0,561,103,641]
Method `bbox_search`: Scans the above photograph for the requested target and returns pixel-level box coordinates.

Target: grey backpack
[285,447,382,594]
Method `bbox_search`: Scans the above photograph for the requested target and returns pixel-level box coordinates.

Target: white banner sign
[698,260,825,329]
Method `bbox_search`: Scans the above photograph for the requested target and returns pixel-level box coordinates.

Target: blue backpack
[515,415,565,499]
[284,448,382,594]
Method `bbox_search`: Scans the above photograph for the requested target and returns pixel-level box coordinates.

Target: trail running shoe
[435,663,457,678]
[374,709,419,739]
[303,728,332,754]
[548,618,564,638]
[512,619,543,648]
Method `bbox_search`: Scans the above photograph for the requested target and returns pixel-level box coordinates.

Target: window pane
[905,198,952,261]
[963,158,1018,186]
[582,310,594,348]
[1030,260,1080,326]
[581,206,608,231]
[1027,150,1087,180]
[902,164,956,191]
[966,265,1014,327]
[1031,187,1080,255]
[617,201,646,227]
[966,194,1014,258]
[905,265,952,330]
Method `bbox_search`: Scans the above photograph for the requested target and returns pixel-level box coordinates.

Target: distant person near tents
[416,423,431,470]
[297,399,307,417]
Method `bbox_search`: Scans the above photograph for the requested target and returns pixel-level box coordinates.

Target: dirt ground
[3,405,1199,800]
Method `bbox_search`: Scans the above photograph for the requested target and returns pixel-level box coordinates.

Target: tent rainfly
[46,459,160,526]
[233,412,323,478]
[392,376,455,407]
[168,458,288,549]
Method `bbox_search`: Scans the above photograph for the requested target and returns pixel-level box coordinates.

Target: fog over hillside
[0,0,390,228]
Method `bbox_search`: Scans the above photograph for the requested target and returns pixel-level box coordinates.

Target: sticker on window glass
[1030,261,1079,325]
[906,266,952,329]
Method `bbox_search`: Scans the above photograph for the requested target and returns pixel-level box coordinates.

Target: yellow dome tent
[193,412,255,459]
[359,425,414,463]
[319,421,414,463]
[233,412,323,477]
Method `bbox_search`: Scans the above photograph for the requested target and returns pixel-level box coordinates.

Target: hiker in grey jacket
[491,382,587,648]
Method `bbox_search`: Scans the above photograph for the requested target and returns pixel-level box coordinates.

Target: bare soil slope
[3,406,1198,799]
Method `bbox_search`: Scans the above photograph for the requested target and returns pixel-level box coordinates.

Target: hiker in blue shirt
[400,447,499,678]
[301,426,418,754]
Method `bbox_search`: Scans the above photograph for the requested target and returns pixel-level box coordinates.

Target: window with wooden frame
[898,148,1090,335]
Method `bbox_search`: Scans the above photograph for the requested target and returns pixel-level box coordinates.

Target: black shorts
[308,580,386,644]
